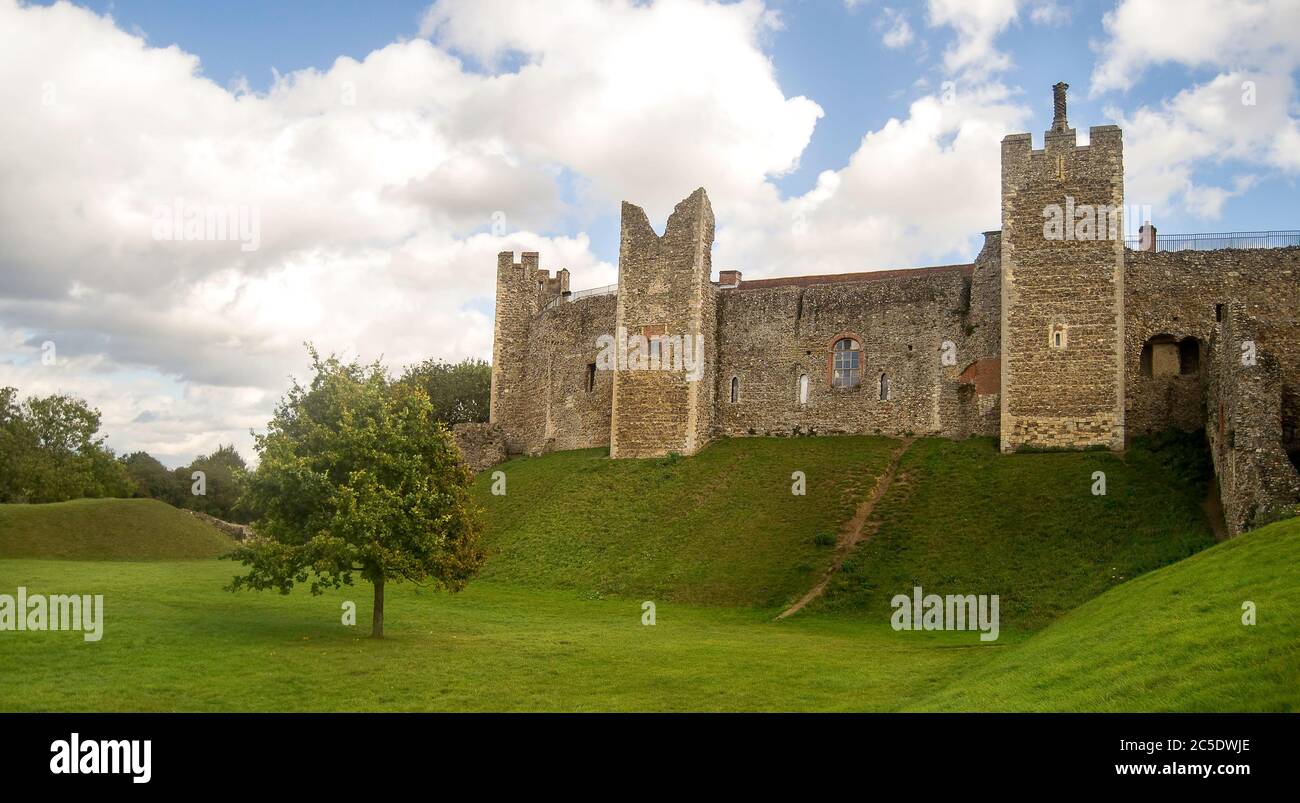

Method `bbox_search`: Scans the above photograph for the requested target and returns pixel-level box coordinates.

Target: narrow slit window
[585,363,596,392]
[730,376,739,403]
[798,374,809,404]
[879,373,889,401]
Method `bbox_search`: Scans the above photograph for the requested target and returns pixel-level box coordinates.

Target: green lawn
[0,559,996,712]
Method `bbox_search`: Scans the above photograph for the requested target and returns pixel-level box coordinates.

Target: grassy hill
[809,434,1217,629]
[472,437,898,607]
[0,498,234,561]
[912,516,1300,712]
[474,434,1217,626]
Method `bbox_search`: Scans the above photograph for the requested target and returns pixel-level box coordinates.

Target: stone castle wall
[714,265,985,439]
[490,249,613,456]
[1124,246,1300,439]
[451,422,508,472]
[1206,303,1300,534]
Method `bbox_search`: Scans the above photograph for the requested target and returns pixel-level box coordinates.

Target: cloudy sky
[1,0,1297,466]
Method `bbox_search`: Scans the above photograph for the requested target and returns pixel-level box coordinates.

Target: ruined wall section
[1124,247,1300,439]
[610,189,717,458]
[1206,303,1300,534]
[1000,121,1126,451]
[521,295,617,454]
[714,266,978,438]
[957,231,1003,437]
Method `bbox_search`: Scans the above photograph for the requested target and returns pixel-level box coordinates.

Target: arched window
[879,373,889,401]
[798,373,809,404]
[730,376,739,403]
[831,338,861,388]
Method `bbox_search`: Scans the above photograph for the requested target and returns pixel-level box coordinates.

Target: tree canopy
[227,348,485,637]
[399,357,490,426]
[0,387,134,503]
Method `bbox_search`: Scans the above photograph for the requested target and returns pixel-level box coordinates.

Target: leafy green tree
[0,387,23,502]
[121,451,186,505]
[0,387,132,503]
[182,444,250,522]
[399,357,490,425]
[228,349,485,637]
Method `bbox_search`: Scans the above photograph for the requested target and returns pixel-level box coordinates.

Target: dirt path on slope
[776,438,914,621]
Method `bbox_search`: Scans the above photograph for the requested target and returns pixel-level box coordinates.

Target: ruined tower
[999,83,1126,451]
[609,188,718,458]
[489,250,568,453]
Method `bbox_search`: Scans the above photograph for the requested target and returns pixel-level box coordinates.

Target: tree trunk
[371,575,385,638]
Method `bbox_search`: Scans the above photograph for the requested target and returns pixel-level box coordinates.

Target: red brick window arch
[829,337,862,388]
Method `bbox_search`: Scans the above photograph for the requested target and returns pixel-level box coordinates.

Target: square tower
[999,83,1126,452]
[610,188,718,458]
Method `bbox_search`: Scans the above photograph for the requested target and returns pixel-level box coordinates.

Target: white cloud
[0,0,820,462]
[1105,72,1300,220]
[1091,0,1300,95]
[880,8,915,49]
[1028,1,1069,26]
[926,0,1019,79]
[716,82,1030,277]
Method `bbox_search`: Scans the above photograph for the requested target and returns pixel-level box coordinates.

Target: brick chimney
[1138,222,1157,252]
[718,270,742,288]
[1050,82,1069,132]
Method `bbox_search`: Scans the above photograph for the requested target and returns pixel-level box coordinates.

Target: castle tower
[490,251,568,453]
[999,83,1126,451]
[609,188,718,458]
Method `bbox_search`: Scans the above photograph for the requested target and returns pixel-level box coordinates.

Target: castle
[476,84,1300,535]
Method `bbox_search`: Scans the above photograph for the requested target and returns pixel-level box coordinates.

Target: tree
[399,358,490,426]
[121,451,186,505]
[227,348,485,637]
[183,444,250,522]
[0,387,133,503]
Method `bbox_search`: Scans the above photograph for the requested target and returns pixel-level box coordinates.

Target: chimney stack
[1051,82,1069,132]
[718,270,743,288]
[1139,222,1157,252]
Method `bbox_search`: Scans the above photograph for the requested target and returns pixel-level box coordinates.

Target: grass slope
[473,437,898,608]
[912,517,1300,712]
[0,498,234,561]
[809,436,1216,629]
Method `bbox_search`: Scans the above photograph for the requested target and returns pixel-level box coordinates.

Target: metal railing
[1125,230,1300,252]
[541,283,617,311]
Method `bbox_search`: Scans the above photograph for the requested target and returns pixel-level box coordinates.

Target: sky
[1,0,1297,466]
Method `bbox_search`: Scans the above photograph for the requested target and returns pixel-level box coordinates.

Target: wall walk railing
[1125,230,1300,252]
[541,283,618,311]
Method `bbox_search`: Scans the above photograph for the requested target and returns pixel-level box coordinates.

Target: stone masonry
[487,84,1300,534]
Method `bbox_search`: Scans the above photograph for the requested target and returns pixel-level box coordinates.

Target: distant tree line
[0,359,490,522]
[1,385,253,521]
